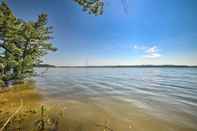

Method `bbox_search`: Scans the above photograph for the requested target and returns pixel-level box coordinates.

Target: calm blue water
[35,67,197,128]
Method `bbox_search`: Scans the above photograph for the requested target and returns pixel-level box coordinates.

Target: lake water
[35,67,197,131]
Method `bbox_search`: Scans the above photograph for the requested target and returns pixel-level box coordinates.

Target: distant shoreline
[35,64,197,68]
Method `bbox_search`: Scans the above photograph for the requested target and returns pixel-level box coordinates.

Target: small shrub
[0,79,5,87]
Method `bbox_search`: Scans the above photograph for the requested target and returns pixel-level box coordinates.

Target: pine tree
[0,1,57,85]
[74,0,104,15]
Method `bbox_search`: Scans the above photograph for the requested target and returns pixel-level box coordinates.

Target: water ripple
[34,67,197,127]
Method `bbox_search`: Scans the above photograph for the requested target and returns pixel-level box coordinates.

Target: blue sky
[3,0,197,66]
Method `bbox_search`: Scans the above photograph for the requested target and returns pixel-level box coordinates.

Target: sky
[2,0,197,66]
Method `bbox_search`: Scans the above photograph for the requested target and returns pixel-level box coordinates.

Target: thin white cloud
[146,46,157,54]
[144,53,161,58]
[145,46,161,58]
[133,45,146,50]
[133,45,161,58]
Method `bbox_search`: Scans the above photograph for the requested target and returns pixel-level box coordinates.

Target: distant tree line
[0,1,57,86]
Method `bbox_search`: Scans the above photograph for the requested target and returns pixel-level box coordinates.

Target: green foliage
[74,0,104,15]
[0,79,5,87]
[0,1,57,83]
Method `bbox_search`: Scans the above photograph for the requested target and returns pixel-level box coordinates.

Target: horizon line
[36,64,197,68]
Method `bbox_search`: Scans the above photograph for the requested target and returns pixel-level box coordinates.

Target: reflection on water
[35,67,197,131]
